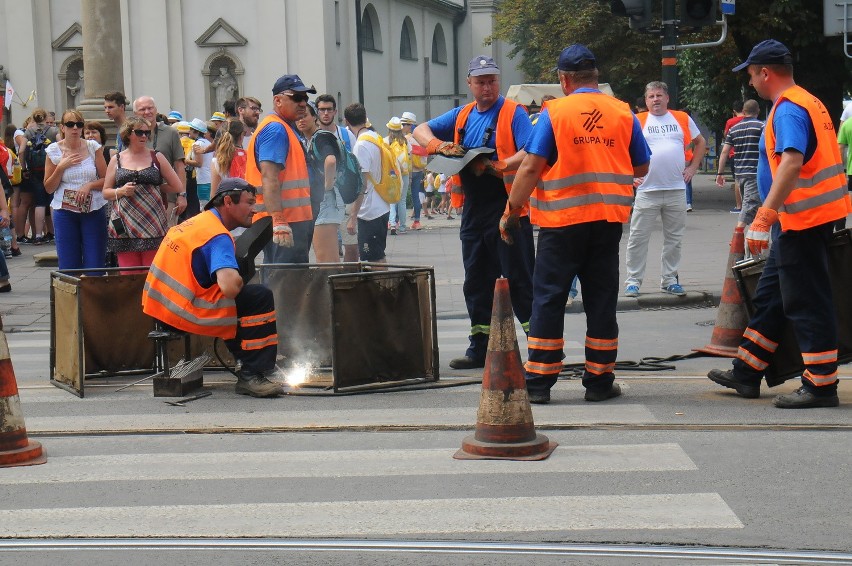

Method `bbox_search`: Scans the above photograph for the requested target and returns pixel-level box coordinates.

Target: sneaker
[773,386,839,408]
[730,208,741,214]
[707,368,760,399]
[662,283,686,296]
[17,236,31,245]
[447,215,455,220]
[10,248,21,257]
[44,232,55,242]
[448,355,485,370]
[624,284,640,298]
[0,282,10,293]
[412,221,422,230]
[32,235,46,245]
[585,383,622,402]
[390,227,397,235]
[528,389,551,404]
[235,374,284,398]
[686,205,693,212]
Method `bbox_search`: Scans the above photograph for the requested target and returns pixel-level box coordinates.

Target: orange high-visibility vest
[765,85,851,231]
[636,110,693,149]
[245,114,312,223]
[531,92,636,228]
[142,210,238,339]
[453,97,527,213]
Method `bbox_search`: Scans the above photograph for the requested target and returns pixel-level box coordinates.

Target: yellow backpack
[362,135,402,204]
[388,138,411,176]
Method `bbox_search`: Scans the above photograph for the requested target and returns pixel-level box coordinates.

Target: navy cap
[557,44,596,72]
[468,56,500,77]
[732,39,793,72]
[272,74,317,95]
[204,178,257,210]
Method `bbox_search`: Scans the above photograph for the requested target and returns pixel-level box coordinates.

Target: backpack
[309,130,364,205]
[23,126,57,173]
[361,134,402,204]
[387,138,411,176]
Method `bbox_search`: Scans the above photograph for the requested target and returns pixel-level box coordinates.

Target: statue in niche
[67,69,85,108]
[210,67,238,113]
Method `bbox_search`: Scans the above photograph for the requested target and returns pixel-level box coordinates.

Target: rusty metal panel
[328,267,439,391]
[50,277,83,397]
[78,273,155,373]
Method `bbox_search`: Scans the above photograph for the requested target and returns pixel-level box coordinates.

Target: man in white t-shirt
[624,81,706,297]
[344,103,390,263]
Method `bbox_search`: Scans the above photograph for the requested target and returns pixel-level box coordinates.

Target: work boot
[707,369,760,399]
[773,386,839,409]
[449,355,485,370]
[235,374,284,398]
[527,389,551,405]
[584,383,622,402]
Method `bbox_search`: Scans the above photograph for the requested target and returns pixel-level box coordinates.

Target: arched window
[431,23,447,65]
[361,3,382,52]
[400,17,417,61]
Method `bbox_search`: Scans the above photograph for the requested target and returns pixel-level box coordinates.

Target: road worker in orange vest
[500,44,651,404]
[142,178,283,398]
[708,40,852,408]
[245,74,316,266]
[413,55,535,370]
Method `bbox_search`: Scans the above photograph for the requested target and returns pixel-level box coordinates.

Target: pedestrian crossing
[0,434,743,538]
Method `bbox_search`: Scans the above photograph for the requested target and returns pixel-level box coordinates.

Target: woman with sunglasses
[102,116,183,271]
[43,109,108,270]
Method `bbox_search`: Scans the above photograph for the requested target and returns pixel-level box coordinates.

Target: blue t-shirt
[757,100,815,201]
[426,96,532,155]
[523,88,650,168]
[253,118,292,166]
[191,210,238,289]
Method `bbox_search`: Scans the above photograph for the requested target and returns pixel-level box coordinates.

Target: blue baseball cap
[467,56,500,77]
[557,44,596,72]
[732,39,793,72]
[272,74,317,95]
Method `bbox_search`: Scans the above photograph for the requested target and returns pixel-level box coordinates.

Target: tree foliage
[491,0,852,138]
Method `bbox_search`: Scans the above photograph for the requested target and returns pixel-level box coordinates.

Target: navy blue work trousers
[461,215,534,361]
[223,283,278,377]
[733,221,839,395]
[525,221,622,394]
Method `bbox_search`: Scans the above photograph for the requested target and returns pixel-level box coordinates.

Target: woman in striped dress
[102,116,183,272]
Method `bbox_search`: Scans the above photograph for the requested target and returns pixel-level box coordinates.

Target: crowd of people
[1,37,849,408]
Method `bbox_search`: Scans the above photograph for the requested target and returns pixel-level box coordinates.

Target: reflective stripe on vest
[452,97,527,214]
[766,85,852,231]
[244,114,312,223]
[141,211,239,339]
[531,92,636,227]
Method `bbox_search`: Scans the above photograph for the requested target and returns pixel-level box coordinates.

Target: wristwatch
[178,192,187,197]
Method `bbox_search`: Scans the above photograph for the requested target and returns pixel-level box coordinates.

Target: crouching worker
[142,178,283,398]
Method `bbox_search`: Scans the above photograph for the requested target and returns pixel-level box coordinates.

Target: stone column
[76,0,124,146]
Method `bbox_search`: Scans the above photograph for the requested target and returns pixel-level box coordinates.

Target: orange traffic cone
[0,326,46,467]
[454,278,557,461]
[694,226,749,357]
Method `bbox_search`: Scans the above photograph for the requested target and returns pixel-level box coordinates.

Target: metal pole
[661,0,679,107]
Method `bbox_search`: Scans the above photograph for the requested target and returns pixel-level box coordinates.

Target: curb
[436,291,721,321]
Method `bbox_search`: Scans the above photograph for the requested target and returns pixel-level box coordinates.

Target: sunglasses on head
[282,92,309,103]
[63,121,85,129]
[132,129,152,137]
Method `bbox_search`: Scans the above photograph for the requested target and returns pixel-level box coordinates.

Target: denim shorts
[315,189,345,226]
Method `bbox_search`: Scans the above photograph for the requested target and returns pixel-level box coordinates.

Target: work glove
[745,206,778,258]
[499,201,523,245]
[468,157,507,178]
[426,138,465,157]
[271,211,294,248]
